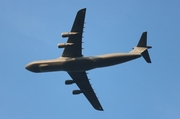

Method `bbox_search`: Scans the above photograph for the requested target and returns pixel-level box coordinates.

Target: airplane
[25,8,152,111]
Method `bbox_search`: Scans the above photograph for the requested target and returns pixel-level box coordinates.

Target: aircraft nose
[25,63,39,73]
[25,64,32,71]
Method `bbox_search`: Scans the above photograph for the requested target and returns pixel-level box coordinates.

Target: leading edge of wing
[62,8,86,57]
[68,71,104,111]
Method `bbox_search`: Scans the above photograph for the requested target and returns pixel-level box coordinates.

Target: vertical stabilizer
[137,32,147,47]
[131,32,152,63]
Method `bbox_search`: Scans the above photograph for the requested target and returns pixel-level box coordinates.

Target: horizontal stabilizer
[131,32,152,63]
[142,50,151,63]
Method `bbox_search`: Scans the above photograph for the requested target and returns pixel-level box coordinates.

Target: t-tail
[130,32,152,63]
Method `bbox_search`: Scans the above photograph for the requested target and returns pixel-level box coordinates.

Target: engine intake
[61,32,78,38]
[72,90,83,95]
[65,80,75,85]
[58,43,74,48]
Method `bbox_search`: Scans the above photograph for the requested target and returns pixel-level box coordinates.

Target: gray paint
[25,8,151,111]
[25,53,141,73]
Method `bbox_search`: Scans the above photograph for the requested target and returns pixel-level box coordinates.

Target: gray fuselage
[25,53,141,73]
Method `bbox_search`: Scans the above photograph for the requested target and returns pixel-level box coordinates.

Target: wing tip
[78,8,86,13]
[95,106,104,111]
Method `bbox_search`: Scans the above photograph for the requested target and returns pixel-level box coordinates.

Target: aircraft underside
[25,8,151,111]
[26,53,141,73]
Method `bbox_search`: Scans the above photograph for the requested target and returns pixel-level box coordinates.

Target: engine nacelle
[65,80,75,85]
[72,90,83,95]
[61,32,78,38]
[58,43,74,48]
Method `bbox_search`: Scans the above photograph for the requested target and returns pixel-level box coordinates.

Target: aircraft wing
[62,8,86,57]
[68,71,103,111]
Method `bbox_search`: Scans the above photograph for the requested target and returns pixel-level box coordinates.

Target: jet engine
[65,80,75,85]
[72,90,83,95]
[61,32,78,38]
[58,43,74,48]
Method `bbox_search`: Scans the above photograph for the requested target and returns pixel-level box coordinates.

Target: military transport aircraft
[25,8,152,111]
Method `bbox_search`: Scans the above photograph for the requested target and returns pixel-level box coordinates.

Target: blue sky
[0,0,180,119]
